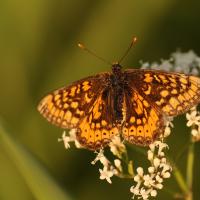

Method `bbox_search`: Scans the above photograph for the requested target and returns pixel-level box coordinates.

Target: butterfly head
[112,62,122,76]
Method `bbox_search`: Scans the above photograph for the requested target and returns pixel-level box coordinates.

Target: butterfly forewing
[124,69,200,117]
[38,73,110,129]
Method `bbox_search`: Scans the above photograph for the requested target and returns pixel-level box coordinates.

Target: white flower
[143,174,155,187]
[191,125,200,142]
[153,158,161,169]
[172,50,200,74]
[130,185,140,195]
[136,167,144,176]
[191,67,199,75]
[140,61,150,69]
[150,190,157,197]
[58,131,71,149]
[92,149,120,183]
[155,175,163,183]
[58,129,82,149]
[69,129,82,148]
[157,142,168,156]
[99,167,114,184]
[157,59,173,71]
[191,129,198,137]
[156,183,163,189]
[162,118,174,138]
[140,188,150,200]
[109,135,126,158]
[134,175,141,182]
[162,172,171,178]
[114,159,122,172]
[150,63,160,70]
[185,108,200,142]
[163,126,171,138]
[149,143,155,152]
[91,149,108,165]
[148,167,155,174]
[186,110,200,127]
[147,150,154,161]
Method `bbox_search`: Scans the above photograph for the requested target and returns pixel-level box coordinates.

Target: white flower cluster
[91,136,127,184]
[91,135,144,184]
[130,141,172,200]
[186,107,200,142]
[141,50,200,75]
[58,129,82,149]
[172,51,200,75]
[91,148,122,184]
[58,132,126,183]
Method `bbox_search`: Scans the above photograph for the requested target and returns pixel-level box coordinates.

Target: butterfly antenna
[78,43,112,66]
[118,36,137,64]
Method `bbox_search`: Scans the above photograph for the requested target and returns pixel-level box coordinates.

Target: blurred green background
[1,0,200,199]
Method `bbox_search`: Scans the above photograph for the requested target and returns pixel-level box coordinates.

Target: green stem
[186,141,194,200]
[186,142,194,190]
[121,146,135,176]
[172,163,188,194]
[116,173,134,179]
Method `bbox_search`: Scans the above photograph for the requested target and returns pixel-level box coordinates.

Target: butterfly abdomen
[110,66,125,123]
[113,87,124,123]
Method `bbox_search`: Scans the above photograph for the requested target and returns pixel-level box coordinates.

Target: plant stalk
[186,141,194,200]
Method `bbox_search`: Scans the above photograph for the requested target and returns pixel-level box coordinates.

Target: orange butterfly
[38,39,200,150]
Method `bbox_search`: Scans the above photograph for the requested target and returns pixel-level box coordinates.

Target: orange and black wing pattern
[38,73,119,150]
[122,69,200,145]
[38,67,200,148]
[122,88,164,146]
[125,69,200,116]
[38,73,109,129]
[76,87,120,150]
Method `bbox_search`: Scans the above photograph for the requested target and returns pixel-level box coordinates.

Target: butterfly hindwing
[122,88,164,145]
[76,87,120,150]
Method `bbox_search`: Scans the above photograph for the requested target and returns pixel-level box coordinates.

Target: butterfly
[37,61,200,150]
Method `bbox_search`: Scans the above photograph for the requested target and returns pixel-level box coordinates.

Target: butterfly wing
[122,88,164,146]
[38,73,110,129]
[124,69,200,116]
[38,73,120,150]
[122,69,200,145]
[76,86,120,150]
